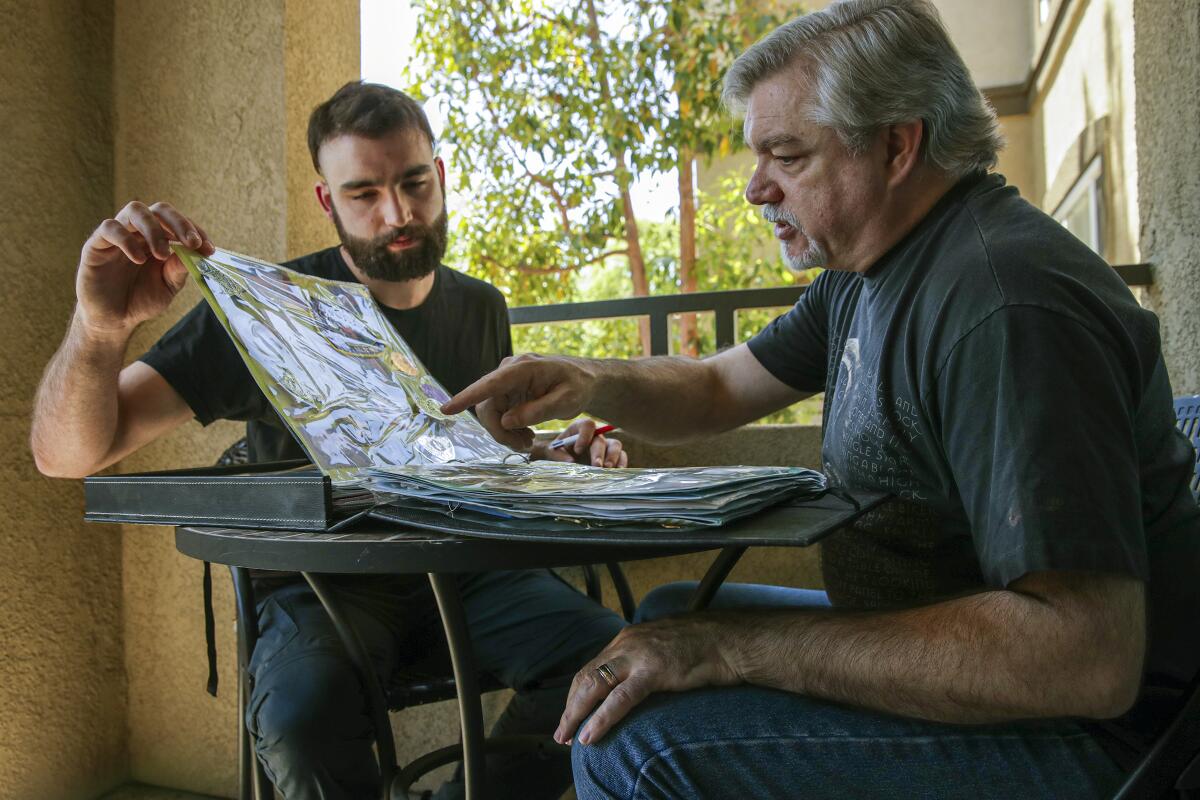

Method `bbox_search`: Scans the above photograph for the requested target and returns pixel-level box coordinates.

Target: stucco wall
[110,1,359,794]
[0,2,128,798]
[1134,0,1200,395]
[994,112,1036,201]
[933,0,1034,89]
[798,1,1033,91]
[285,0,359,259]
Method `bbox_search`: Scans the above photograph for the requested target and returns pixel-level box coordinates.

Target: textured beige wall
[1134,0,1200,395]
[0,2,129,799]
[785,1,1035,92]
[110,1,359,795]
[285,0,359,258]
[932,0,1034,89]
[993,113,1037,202]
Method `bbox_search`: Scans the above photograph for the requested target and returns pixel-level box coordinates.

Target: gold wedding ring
[595,662,618,688]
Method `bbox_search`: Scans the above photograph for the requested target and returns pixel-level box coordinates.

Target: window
[1053,156,1104,258]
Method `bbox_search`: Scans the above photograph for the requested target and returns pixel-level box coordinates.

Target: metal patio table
[175,489,888,800]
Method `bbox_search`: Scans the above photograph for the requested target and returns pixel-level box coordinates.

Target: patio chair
[1110,394,1200,799]
[1173,395,1200,500]
[213,438,636,800]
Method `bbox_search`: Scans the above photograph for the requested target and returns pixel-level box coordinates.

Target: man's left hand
[554,616,739,746]
[532,418,628,467]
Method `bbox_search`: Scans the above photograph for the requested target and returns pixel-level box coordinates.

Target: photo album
[87,246,828,533]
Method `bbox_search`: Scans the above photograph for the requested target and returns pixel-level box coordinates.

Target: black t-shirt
[748,173,1200,734]
[140,246,513,462]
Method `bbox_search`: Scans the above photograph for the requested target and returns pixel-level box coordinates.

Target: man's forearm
[580,356,733,444]
[31,313,130,477]
[709,574,1145,724]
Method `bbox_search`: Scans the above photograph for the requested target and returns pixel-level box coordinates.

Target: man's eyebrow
[401,164,434,179]
[747,133,806,152]
[339,164,433,191]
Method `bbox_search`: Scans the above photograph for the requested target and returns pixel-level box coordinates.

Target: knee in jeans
[571,732,635,800]
[249,653,366,752]
[633,581,698,623]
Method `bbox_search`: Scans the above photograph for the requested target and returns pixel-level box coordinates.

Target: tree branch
[525,170,573,235]
[480,249,629,275]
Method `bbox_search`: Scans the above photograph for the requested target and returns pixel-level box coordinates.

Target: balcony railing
[509,263,1154,357]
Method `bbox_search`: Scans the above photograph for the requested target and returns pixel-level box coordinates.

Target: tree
[663,0,791,355]
[409,0,792,355]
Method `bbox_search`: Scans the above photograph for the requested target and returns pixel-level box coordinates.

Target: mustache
[365,222,436,249]
[762,205,801,228]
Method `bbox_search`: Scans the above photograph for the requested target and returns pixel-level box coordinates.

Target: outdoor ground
[99,786,223,800]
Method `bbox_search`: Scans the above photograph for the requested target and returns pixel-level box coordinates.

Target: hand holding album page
[174,246,515,483]
[176,246,827,529]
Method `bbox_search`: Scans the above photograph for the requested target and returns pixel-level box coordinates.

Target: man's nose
[382,190,413,228]
[745,168,782,206]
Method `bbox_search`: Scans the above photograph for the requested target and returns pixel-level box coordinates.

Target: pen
[550,424,616,450]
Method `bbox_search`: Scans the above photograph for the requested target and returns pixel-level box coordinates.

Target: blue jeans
[573,581,1124,799]
[246,570,625,800]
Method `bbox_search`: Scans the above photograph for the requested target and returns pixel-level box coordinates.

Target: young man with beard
[443,2,1200,798]
[31,81,627,800]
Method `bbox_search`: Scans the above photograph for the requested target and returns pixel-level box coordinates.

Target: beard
[763,204,828,273]
[332,203,449,282]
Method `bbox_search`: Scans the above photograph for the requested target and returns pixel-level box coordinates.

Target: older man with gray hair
[444,1,1200,796]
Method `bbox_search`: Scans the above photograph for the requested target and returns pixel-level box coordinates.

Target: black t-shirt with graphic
[748,173,1200,741]
[140,246,513,462]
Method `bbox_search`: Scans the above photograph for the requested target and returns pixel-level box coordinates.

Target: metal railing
[509,263,1153,357]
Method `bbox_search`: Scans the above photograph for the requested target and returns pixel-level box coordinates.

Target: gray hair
[723,0,1003,178]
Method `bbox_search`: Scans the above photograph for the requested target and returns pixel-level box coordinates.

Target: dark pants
[245,570,625,800]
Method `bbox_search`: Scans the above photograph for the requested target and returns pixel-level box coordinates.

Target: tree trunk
[620,183,652,355]
[585,0,651,355]
[677,151,699,357]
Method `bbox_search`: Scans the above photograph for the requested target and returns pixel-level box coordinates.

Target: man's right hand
[32,201,208,478]
[76,201,214,335]
[442,353,599,451]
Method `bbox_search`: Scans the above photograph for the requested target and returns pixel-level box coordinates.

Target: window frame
[1052,154,1105,258]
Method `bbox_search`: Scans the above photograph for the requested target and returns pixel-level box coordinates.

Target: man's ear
[315,180,334,221]
[884,119,924,187]
[434,156,447,189]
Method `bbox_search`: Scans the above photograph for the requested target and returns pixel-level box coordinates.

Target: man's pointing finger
[441,370,515,415]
